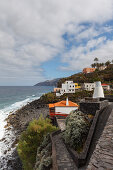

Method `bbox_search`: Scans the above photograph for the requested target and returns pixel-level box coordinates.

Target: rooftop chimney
[93,81,104,98]
[66,97,69,106]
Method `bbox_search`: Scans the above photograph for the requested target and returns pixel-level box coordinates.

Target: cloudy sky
[0,0,113,85]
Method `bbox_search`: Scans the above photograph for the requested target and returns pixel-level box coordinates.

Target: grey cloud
[0,0,113,85]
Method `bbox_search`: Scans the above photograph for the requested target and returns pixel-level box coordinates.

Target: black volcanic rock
[34,78,60,86]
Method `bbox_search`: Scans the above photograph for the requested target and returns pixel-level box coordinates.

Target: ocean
[0,86,53,169]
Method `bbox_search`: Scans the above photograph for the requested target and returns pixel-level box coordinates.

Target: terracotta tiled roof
[102,84,109,86]
[49,100,78,108]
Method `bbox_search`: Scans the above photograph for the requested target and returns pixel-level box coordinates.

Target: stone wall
[80,100,108,115]
[87,107,113,170]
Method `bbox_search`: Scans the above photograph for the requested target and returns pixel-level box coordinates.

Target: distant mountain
[34,78,60,86]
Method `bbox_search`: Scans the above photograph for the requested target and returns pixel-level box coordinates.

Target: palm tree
[105,60,111,67]
[91,63,96,68]
[91,64,94,68]
[101,63,104,66]
[94,57,99,63]
[93,63,96,68]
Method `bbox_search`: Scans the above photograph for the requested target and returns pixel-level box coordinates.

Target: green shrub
[34,134,52,170]
[40,92,58,104]
[17,116,57,170]
[62,110,90,151]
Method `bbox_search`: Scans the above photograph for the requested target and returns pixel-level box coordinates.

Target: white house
[82,83,95,91]
[56,81,75,96]
[49,97,78,117]
[102,84,110,91]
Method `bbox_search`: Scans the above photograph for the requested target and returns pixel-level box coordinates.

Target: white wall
[61,81,75,93]
[83,83,95,91]
[55,106,78,114]
[56,80,75,96]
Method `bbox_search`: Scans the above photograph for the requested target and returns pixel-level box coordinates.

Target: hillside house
[98,66,107,71]
[82,83,95,91]
[75,83,81,89]
[54,88,61,93]
[49,98,78,117]
[56,81,75,96]
[102,84,110,91]
[83,68,96,74]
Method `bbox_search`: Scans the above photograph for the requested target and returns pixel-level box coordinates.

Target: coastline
[1,98,49,170]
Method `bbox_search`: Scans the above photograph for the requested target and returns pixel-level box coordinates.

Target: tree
[105,60,111,67]
[96,63,100,69]
[94,57,99,63]
[101,63,104,66]
[91,63,96,68]
[17,116,57,170]
[91,64,94,68]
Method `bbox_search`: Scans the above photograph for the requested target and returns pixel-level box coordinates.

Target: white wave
[0,95,40,157]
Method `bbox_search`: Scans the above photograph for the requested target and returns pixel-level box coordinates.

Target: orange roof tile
[102,84,109,86]
[49,100,78,108]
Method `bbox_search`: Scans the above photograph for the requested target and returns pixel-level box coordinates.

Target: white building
[82,83,95,91]
[56,81,75,96]
[98,66,107,71]
[102,84,110,91]
[49,97,78,117]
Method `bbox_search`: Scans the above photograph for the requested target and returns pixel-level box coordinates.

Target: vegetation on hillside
[62,110,90,151]
[34,134,52,170]
[57,59,113,87]
[39,90,93,104]
[17,116,57,170]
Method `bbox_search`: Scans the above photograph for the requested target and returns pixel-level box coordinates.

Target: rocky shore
[3,99,49,170]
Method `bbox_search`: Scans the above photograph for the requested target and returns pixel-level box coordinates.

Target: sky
[0,0,113,86]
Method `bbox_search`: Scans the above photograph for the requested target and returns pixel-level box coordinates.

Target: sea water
[0,86,53,169]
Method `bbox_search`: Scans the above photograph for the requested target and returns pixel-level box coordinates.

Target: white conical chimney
[66,97,69,106]
[93,81,104,98]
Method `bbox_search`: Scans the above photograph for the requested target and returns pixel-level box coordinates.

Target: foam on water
[0,96,39,157]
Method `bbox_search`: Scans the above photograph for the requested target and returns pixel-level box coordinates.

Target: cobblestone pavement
[87,104,113,170]
[53,133,78,170]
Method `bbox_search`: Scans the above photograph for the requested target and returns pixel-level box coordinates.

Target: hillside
[34,78,60,86]
[57,67,113,87]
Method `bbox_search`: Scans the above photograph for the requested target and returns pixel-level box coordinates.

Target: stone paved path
[87,104,113,170]
[53,133,77,170]
[57,119,66,131]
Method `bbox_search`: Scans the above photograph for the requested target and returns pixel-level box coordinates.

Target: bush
[40,92,58,104]
[17,116,57,170]
[34,134,52,170]
[62,110,90,151]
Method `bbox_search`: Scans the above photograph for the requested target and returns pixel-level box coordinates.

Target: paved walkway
[53,133,77,170]
[87,104,113,170]
[56,119,66,131]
